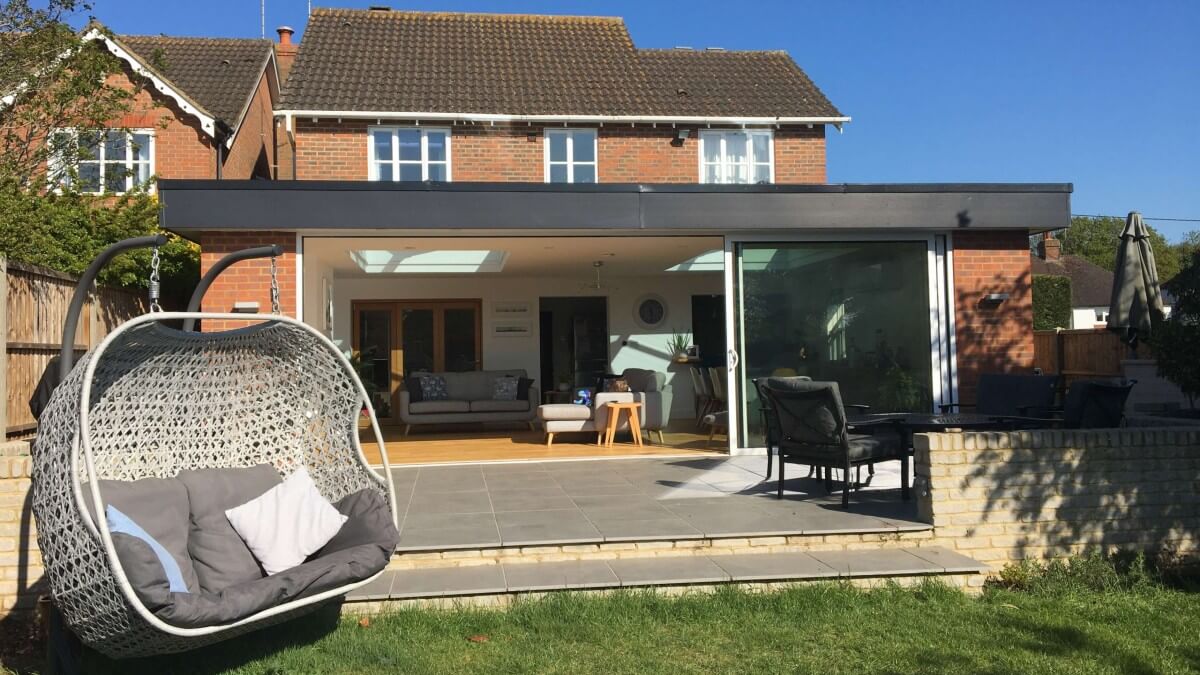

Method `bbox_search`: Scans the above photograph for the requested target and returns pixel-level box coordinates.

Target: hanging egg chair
[32,236,397,658]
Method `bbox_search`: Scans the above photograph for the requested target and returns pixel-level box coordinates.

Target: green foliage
[666,329,691,356]
[1048,216,1181,283]
[0,180,197,307]
[1151,249,1200,407]
[878,365,929,412]
[1031,274,1072,330]
[994,551,1157,595]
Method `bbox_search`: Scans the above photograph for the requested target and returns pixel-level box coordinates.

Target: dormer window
[699,130,773,184]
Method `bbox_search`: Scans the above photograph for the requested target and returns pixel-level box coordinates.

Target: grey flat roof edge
[157,179,1074,195]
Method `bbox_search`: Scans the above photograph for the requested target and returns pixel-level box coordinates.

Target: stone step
[349,546,986,604]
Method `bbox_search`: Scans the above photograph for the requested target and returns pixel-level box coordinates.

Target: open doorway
[539,297,608,399]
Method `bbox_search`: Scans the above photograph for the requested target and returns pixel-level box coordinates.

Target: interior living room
[300,235,730,464]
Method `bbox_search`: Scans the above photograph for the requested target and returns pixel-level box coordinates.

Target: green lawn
[53,569,1197,675]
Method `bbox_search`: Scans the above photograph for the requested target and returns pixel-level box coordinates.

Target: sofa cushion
[538,403,593,421]
[441,371,488,401]
[518,377,534,401]
[405,377,425,403]
[409,400,470,414]
[622,368,665,393]
[107,506,191,594]
[471,399,529,413]
[177,464,281,594]
[81,476,200,594]
[317,489,398,558]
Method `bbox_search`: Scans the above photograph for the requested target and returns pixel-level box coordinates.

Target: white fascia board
[83,28,219,140]
[275,109,851,130]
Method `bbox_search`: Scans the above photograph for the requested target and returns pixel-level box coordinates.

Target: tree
[1152,250,1200,408]
[0,1,143,187]
[1049,216,1181,284]
[1032,275,1071,330]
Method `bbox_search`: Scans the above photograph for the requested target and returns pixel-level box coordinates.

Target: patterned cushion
[493,376,519,401]
[603,378,630,393]
[419,375,449,401]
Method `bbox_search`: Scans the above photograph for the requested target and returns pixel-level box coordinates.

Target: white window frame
[51,128,156,195]
[367,126,452,182]
[699,130,774,184]
[543,128,598,183]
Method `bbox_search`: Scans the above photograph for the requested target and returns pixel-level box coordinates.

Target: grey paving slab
[488,487,576,513]
[396,525,502,551]
[708,552,840,582]
[413,468,486,494]
[553,473,635,489]
[406,489,493,515]
[593,517,703,542]
[608,556,731,587]
[570,494,664,511]
[807,548,944,578]
[480,462,550,475]
[390,565,507,599]
[557,482,647,497]
[496,509,602,545]
[905,547,988,573]
[502,560,620,591]
[679,511,803,538]
[346,570,396,600]
[484,472,561,491]
[403,512,497,532]
[578,502,677,525]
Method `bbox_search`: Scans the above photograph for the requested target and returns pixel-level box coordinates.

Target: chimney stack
[275,26,298,81]
[1039,232,1062,260]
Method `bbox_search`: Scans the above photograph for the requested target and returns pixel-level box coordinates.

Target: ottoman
[537,404,598,447]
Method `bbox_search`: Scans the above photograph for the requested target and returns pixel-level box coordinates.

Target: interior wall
[319,273,723,418]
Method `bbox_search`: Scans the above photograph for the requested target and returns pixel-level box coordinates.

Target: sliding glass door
[731,239,948,448]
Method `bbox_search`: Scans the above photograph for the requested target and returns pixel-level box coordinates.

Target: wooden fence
[2,257,147,439]
[1033,328,1142,387]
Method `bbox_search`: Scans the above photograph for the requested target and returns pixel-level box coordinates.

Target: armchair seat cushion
[409,400,470,414]
[779,432,901,462]
[537,403,593,421]
[471,399,529,413]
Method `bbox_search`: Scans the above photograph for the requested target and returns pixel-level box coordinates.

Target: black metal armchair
[940,373,1059,417]
[760,378,905,508]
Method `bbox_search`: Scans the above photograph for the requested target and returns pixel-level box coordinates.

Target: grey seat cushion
[137,488,399,628]
[82,477,200,594]
[176,464,282,593]
[538,404,592,421]
[779,432,901,462]
[470,399,529,413]
[409,400,470,414]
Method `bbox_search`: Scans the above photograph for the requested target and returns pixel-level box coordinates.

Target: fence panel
[3,258,147,438]
[1033,329,1142,389]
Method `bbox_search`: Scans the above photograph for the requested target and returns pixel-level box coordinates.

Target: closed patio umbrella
[1107,211,1165,350]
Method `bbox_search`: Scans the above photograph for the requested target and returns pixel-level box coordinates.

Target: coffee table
[604,401,644,448]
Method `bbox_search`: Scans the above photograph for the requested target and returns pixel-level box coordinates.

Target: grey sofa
[537,368,673,445]
[398,369,538,435]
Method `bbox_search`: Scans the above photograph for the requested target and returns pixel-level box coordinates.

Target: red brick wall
[292,121,827,183]
[107,67,217,179]
[953,230,1035,405]
[198,231,297,331]
[222,69,276,179]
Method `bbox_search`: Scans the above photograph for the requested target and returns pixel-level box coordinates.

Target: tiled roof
[1032,254,1115,307]
[117,35,274,125]
[280,8,843,120]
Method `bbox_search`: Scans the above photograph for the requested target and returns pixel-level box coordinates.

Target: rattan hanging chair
[31,236,396,659]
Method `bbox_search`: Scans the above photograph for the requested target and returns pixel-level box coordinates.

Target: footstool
[537,403,598,447]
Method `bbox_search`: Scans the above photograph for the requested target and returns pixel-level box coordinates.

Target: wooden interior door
[352,302,400,421]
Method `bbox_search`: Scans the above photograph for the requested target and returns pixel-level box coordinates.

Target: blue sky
[77,1,1200,239]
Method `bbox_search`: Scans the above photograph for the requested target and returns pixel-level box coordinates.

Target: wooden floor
[358,419,725,466]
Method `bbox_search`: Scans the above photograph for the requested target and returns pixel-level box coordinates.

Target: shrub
[993,551,1157,594]
[1032,275,1072,330]
[1153,250,1200,407]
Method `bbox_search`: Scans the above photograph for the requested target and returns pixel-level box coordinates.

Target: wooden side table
[603,401,644,448]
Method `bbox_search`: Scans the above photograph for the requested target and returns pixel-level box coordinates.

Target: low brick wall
[0,441,40,616]
[916,428,1200,569]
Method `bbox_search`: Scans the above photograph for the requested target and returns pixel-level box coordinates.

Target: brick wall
[107,67,217,180]
[0,442,40,616]
[292,121,827,183]
[916,429,1200,570]
[952,230,1034,406]
[198,231,297,331]
[221,69,276,180]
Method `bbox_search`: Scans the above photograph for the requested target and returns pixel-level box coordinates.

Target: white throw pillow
[224,466,348,575]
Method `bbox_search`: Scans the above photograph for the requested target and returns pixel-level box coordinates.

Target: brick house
[57,25,283,189]
[154,6,1070,454]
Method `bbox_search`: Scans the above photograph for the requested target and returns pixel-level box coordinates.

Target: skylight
[351,250,508,274]
[665,250,724,272]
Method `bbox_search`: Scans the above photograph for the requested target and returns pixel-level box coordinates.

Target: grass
[5,555,1200,674]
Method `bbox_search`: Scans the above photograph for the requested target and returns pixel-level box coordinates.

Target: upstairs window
[545,129,597,183]
[699,130,772,184]
[369,127,450,181]
[53,129,154,194]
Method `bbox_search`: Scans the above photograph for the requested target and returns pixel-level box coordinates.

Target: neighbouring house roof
[278,8,844,123]
[83,25,275,143]
[1032,254,1115,307]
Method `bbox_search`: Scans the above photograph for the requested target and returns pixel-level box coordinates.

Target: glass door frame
[720,232,958,454]
[350,299,483,425]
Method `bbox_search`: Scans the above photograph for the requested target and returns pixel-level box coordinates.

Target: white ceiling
[305,236,725,278]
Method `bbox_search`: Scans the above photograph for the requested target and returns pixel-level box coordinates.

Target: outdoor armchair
[1007,380,1135,429]
[760,378,904,509]
[939,373,1059,417]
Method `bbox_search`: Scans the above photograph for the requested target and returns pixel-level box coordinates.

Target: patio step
[346,546,987,605]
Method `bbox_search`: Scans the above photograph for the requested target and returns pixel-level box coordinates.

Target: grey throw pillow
[316,489,399,558]
[176,464,282,593]
[81,477,199,594]
[492,376,518,401]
